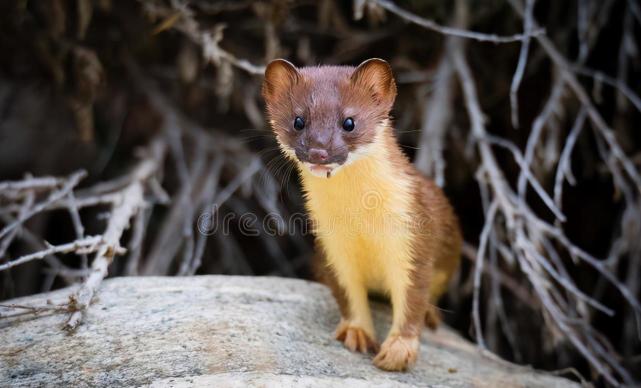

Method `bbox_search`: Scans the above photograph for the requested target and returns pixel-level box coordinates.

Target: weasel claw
[335,321,379,354]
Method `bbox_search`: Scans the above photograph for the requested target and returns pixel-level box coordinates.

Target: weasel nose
[308,148,329,164]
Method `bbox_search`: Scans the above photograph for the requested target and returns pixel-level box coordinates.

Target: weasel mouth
[305,163,339,178]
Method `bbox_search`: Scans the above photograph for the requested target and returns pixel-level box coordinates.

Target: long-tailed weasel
[262,58,461,371]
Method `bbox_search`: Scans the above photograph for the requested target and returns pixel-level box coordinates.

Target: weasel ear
[350,58,397,107]
[262,59,301,101]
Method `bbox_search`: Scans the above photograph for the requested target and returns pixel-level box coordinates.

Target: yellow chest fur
[299,141,416,295]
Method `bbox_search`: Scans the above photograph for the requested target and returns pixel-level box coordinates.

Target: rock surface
[0,276,577,387]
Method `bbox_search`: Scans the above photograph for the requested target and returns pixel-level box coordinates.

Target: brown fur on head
[262,59,397,178]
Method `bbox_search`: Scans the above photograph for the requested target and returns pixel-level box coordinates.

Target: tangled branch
[64,138,165,330]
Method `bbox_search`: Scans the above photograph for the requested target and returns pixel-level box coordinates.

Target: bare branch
[570,63,641,114]
[0,170,87,241]
[509,0,641,195]
[65,191,88,269]
[124,206,149,276]
[451,11,636,381]
[473,200,498,349]
[516,75,565,204]
[0,192,34,261]
[0,236,112,272]
[142,1,265,75]
[414,44,454,186]
[509,0,535,128]
[554,107,587,207]
[0,176,64,195]
[370,0,545,43]
[64,139,165,331]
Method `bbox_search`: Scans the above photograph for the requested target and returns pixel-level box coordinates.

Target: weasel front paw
[335,320,379,354]
[373,334,419,371]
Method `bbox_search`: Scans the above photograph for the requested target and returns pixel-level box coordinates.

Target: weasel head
[262,58,397,178]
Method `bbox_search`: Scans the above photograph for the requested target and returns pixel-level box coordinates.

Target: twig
[516,75,565,206]
[0,303,71,320]
[143,1,265,75]
[570,63,641,114]
[414,41,455,186]
[65,191,88,269]
[509,0,535,128]
[0,236,110,271]
[0,214,79,286]
[180,157,224,275]
[473,200,498,349]
[484,134,565,221]
[143,143,207,275]
[0,176,64,194]
[0,192,34,261]
[0,170,87,241]
[370,0,545,43]
[554,107,587,207]
[0,192,122,215]
[123,206,149,276]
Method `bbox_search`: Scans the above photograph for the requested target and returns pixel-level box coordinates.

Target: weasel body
[263,59,461,371]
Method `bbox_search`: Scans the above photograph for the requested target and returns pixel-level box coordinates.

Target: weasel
[262,58,461,371]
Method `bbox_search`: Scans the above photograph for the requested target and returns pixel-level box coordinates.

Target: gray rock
[0,276,577,387]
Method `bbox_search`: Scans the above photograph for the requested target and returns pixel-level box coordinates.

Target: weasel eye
[294,116,305,131]
[342,117,355,132]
